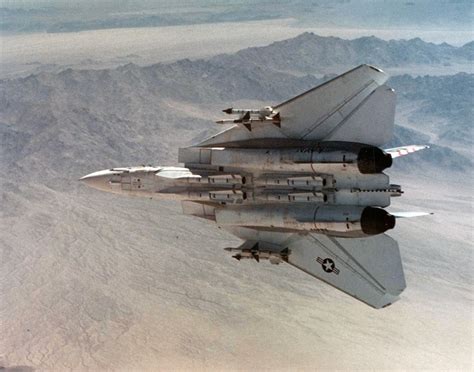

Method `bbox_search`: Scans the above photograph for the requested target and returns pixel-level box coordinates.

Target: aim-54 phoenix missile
[80,64,431,309]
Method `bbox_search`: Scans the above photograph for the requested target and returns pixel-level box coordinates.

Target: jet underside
[81,65,430,309]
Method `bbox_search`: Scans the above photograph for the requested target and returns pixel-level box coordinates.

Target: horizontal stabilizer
[390,211,433,218]
[286,233,406,309]
[384,145,429,159]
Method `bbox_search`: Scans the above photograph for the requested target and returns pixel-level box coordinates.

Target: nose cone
[80,169,115,192]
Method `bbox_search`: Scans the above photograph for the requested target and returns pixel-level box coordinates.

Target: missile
[216,112,281,131]
[216,111,251,124]
[222,108,265,115]
[217,107,280,131]
[224,247,290,264]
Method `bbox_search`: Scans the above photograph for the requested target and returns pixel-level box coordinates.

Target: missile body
[217,107,280,130]
[224,247,289,264]
[222,106,274,117]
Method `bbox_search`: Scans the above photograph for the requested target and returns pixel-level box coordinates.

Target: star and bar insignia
[316,257,340,275]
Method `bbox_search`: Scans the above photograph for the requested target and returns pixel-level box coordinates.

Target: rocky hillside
[0,61,322,185]
[390,73,473,146]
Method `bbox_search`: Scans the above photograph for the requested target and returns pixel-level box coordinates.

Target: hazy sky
[2,0,472,35]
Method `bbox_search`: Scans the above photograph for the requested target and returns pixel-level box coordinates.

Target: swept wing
[224,226,405,309]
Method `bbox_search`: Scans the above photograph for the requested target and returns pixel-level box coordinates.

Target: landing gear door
[121,173,131,191]
[109,173,122,191]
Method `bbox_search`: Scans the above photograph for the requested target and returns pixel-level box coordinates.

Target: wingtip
[366,64,385,73]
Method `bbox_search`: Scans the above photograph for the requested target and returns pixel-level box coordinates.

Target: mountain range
[1,34,472,187]
[216,33,473,75]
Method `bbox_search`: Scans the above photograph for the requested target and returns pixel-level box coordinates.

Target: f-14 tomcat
[81,65,430,309]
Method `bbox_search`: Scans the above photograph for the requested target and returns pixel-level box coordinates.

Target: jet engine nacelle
[179,142,393,174]
[215,205,395,237]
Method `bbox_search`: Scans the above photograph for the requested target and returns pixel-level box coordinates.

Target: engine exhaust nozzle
[357,147,392,174]
[361,207,396,235]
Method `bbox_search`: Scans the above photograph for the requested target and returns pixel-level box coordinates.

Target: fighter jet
[81,65,430,309]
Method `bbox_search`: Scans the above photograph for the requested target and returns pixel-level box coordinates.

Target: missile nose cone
[80,169,114,191]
